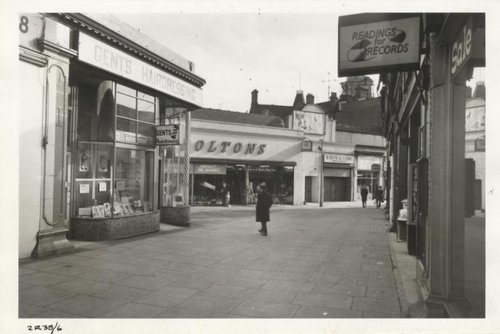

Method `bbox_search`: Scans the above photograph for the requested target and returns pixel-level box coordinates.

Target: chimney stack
[306,93,315,105]
[251,89,259,106]
[293,90,305,109]
[473,81,485,100]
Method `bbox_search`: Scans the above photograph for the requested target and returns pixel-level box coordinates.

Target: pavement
[19,204,413,318]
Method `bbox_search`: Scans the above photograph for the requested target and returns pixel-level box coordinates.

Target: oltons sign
[338,14,421,76]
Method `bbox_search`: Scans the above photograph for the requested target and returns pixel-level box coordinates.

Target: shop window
[77,81,114,142]
[74,81,157,219]
[114,148,155,216]
[74,142,113,217]
[116,84,156,146]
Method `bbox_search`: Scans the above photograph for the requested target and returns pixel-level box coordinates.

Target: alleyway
[19,207,405,318]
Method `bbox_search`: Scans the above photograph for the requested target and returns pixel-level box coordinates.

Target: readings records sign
[338,14,421,77]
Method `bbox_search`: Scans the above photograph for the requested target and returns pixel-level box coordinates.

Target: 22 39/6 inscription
[27,323,62,334]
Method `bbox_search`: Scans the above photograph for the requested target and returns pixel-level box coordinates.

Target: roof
[56,13,205,87]
[249,104,293,118]
[192,108,285,128]
[333,98,384,136]
[81,13,192,72]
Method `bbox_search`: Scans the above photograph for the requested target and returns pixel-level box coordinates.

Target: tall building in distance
[340,76,374,102]
[465,81,485,211]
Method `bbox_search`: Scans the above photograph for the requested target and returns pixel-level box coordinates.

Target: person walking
[376,186,384,208]
[361,186,368,208]
[256,183,273,236]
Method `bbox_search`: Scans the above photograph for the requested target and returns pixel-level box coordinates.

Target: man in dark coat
[256,183,273,236]
[361,186,368,208]
[376,186,384,208]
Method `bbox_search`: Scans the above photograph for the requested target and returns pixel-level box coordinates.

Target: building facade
[379,13,485,317]
[189,82,386,206]
[465,83,485,211]
[19,13,205,259]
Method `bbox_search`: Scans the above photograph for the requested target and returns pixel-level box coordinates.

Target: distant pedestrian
[376,186,384,208]
[256,183,273,236]
[361,186,368,208]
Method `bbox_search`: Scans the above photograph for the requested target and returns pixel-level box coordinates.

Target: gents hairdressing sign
[78,32,203,107]
[338,14,421,76]
[156,124,180,145]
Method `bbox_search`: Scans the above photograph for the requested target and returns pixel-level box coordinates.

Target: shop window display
[114,148,154,216]
[74,142,113,218]
[73,80,157,219]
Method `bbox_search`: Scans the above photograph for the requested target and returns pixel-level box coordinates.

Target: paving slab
[19,286,78,307]
[352,296,402,315]
[198,284,249,299]
[173,294,242,314]
[133,286,198,308]
[292,291,353,310]
[102,302,167,318]
[230,299,300,318]
[46,295,124,318]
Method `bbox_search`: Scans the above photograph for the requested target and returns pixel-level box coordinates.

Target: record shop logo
[347,27,409,63]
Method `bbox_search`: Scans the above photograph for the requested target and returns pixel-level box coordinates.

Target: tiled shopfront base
[70,212,160,241]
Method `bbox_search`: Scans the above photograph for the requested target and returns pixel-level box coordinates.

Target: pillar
[424,32,468,317]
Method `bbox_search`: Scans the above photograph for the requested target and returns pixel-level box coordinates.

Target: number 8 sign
[19,14,45,51]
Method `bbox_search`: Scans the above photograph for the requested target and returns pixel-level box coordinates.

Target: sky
[115,13,375,112]
[114,12,485,112]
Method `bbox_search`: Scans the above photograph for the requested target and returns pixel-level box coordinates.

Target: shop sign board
[338,14,421,76]
[324,153,354,164]
[301,140,313,152]
[358,155,382,171]
[293,110,325,135]
[156,124,180,145]
[193,164,227,175]
[78,32,203,107]
[451,15,485,77]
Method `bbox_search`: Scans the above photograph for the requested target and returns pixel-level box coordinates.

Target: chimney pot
[306,93,315,105]
[251,89,259,106]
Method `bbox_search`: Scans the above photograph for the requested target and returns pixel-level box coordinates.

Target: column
[425,33,468,316]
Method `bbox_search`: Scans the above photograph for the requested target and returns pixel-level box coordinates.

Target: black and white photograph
[2,1,499,333]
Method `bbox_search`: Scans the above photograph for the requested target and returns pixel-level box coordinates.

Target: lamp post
[319,139,324,207]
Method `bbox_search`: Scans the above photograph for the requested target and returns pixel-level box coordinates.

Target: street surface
[19,207,405,318]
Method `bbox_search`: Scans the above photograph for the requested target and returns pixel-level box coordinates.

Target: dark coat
[377,189,384,201]
[256,191,273,222]
[361,188,368,201]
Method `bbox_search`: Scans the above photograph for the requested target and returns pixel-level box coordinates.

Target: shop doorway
[226,167,245,205]
[324,177,350,201]
[305,176,312,202]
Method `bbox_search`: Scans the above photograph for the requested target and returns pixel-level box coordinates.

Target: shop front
[355,154,384,201]
[190,160,295,206]
[190,119,304,205]
[323,153,355,202]
[60,15,204,241]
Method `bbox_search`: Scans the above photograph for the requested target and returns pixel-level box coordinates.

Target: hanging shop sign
[156,124,180,145]
[338,13,421,76]
[451,15,485,78]
[78,32,203,107]
[324,153,355,164]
